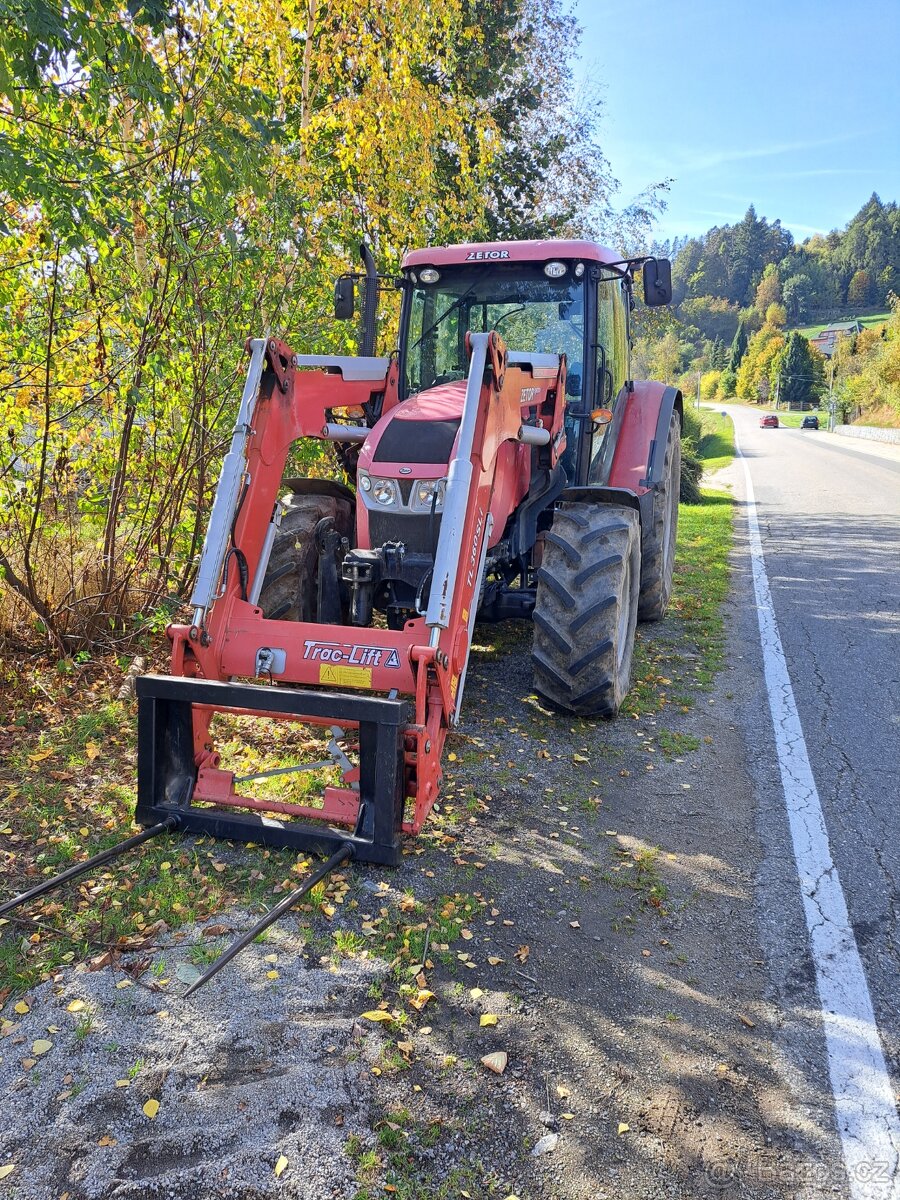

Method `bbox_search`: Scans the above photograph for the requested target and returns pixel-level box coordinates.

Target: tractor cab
[397,241,635,489]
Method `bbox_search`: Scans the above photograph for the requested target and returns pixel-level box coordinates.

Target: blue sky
[574,0,900,245]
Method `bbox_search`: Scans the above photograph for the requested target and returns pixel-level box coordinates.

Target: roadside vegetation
[0,0,668,661]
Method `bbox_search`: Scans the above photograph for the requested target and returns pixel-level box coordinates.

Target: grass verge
[696,410,735,471]
[624,489,733,718]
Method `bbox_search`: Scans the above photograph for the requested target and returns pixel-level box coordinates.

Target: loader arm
[137,331,565,862]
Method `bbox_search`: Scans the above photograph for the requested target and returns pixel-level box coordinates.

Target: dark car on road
[760,413,779,428]
[801,414,819,429]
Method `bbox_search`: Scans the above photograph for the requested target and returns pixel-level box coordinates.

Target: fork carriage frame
[137,331,567,863]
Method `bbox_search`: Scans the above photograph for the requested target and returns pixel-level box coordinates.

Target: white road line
[736,428,900,1198]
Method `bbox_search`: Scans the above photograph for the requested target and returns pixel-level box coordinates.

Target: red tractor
[134,239,680,869]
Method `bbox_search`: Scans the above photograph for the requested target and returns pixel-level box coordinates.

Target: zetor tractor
[135,239,680,869]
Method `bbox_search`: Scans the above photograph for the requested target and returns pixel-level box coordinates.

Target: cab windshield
[402,263,586,396]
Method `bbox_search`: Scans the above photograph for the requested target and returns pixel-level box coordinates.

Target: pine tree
[776,332,823,409]
[728,320,749,372]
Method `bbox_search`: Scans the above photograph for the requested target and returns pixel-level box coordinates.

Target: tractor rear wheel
[531,502,641,717]
[638,409,681,621]
[257,484,354,622]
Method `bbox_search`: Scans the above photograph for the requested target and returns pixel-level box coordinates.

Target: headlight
[419,267,441,284]
[411,479,446,512]
[543,260,567,279]
[358,471,372,492]
[372,478,398,506]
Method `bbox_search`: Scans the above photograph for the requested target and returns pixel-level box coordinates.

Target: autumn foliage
[0,0,641,653]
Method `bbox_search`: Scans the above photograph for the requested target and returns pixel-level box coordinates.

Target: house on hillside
[810,320,863,357]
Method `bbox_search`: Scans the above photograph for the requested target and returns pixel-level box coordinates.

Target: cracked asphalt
[715,406,900,1193]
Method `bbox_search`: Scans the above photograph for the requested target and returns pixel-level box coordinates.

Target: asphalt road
[717,405,900,1196]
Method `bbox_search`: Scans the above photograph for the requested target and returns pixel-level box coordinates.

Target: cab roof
[401,239,623,270]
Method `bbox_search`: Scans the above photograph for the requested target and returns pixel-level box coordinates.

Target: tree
[728,320,749,371]
[754,264,782,313]
[735,323,785,401]
[774,332,824,409]
[649,331,684,384]
[782,274,814,323]
[848,269,874,306]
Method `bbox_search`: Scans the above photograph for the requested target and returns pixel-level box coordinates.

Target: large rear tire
[531,502,641,717]
[638,410,681,621]
[257,487,353,622]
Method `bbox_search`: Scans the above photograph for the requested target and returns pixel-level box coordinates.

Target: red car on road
[759,414,779,428]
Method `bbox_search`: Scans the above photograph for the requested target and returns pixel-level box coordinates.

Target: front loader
[2,239,679,990]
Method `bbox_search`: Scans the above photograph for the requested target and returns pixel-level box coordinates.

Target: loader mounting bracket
[136,675,408,865]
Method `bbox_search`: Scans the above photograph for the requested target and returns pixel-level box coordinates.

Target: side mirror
[334,275,355,320]
[642,258,672,307]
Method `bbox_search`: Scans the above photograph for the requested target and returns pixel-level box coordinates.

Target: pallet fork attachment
[136,675,408,867]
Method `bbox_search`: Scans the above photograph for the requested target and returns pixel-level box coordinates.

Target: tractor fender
[558,485,642,518]
[606,382,683,497]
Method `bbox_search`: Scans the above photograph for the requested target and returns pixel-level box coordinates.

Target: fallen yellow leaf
[487,956,504,966]
[66,1000,85,1013]
[115,1080,130,1088]
[274,1155,288,1177]
[460,929,473,940]
[408,989,435,1011]
[266,970,279,980]
[617,1122,630,1135]
[142,1099,160,1119]
[469,988,483,1000]
[32,1039,53,1056]
[0,1165,15,1180]
[85,741,100,761]
[479,1013,498,1027]
[14,1002,30,1015]
[561,1112,575,1120]
[361,1010,394,1023]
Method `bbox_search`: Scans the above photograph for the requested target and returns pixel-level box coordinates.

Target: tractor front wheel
[257,484,354,622]
[638,409,681,621]
[531,502,641,717]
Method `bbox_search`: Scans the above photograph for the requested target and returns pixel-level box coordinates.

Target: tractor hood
[358,381,467,476]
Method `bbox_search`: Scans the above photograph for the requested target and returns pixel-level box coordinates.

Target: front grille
[368,511,442,556]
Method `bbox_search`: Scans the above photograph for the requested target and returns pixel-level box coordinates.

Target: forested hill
[650,195,900,341]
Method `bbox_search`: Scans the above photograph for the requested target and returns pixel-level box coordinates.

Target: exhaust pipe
[360,242,377,357]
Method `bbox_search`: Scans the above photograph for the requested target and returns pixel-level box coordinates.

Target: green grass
[624,489,733,718]
[656,730,701,759]
[696,410,735,472]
